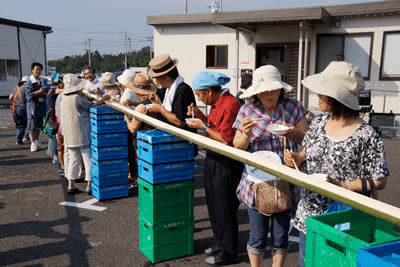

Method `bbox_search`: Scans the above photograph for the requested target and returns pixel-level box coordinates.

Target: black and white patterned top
[293,113,390,234]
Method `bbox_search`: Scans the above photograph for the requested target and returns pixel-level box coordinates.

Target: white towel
[162,75,184,112]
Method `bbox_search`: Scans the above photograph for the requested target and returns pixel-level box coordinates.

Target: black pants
[204,151,244,257]
[128,132,138,179]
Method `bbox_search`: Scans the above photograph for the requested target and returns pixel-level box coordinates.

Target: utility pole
[124,32,130,70]
[184,0,187,14]
[87,38,93,66]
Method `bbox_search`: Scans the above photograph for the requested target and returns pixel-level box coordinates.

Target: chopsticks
[286,149,299,171]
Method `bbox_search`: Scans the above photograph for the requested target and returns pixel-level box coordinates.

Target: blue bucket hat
[51,73,63,84]
[192,71,230,90]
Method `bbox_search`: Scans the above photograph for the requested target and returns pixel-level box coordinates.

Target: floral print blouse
[293,113,389,233]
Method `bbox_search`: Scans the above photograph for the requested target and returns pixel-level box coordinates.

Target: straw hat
[126,72,157,95]
[240,65,293,99]
[63,74,85,94]
[148,54,178,78]
[301,61,365,111]
[99,72,117,87]
[117,69,135,85]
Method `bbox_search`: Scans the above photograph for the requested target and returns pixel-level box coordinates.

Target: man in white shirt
[82,66,105,95]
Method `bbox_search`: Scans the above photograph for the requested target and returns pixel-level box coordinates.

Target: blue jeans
[247,207,290,255]
[13,104,29,143]
[299,231,306,267]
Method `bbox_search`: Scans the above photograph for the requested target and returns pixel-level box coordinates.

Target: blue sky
[1,0,380,60]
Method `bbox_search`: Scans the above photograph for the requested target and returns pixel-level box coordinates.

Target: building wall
[0,24,46,97]
[308,16,400,114]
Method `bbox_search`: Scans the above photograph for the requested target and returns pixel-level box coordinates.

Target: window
[380,31,400,80]
[316,33,373,79]
[206,45,228,68]
[0,59,20,81]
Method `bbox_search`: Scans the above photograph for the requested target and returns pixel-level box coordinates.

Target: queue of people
[9,57,389,267]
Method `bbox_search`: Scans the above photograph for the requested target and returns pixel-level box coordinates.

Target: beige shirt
[60,94,91,148]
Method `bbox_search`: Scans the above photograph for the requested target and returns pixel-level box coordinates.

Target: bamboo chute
[85,92,400,226]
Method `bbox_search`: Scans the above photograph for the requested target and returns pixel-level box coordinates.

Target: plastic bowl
[185,118,201,123]
[267,124,289,135]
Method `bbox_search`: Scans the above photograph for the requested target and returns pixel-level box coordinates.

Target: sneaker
[22,137,29,143]
[86,185,92,195]
[16,142,23,145]
[129,180,138,190]
[52,155,60,164]
[30,142,38,152]
[205,253,238,265]
[205,244,223,255]
[67,187,80,194]
[34,140,47,150]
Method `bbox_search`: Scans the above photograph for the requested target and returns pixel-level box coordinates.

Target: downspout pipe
[303,26,310,109]
[43,30,53,75]
[17,27,22,79]
[297,21,304,101]
[236,30,239,96]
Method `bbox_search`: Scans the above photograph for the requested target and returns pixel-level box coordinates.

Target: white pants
[65,146,91,181]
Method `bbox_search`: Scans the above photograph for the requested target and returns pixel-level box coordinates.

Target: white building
[0,18,52,97]
[147,0,400,114]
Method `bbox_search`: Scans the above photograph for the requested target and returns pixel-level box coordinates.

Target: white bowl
[267,124,289,135]
[185,118,201,123]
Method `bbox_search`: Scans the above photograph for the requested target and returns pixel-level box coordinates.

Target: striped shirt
[232,98,308,209]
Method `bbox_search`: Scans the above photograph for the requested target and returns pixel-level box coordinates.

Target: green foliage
[48,46,153,74]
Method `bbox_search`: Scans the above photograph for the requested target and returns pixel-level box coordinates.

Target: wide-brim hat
[302,61,365,111]
[126,72,157,95]
[63,74,85,94]
[99,72,117,87]
[117,69,135,85]
[148,54,178,78]
[240,65,293,99]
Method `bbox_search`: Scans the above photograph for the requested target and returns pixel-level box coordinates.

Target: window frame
[206,45,228,69]
[316,33,373,80]
[380,31,400,81]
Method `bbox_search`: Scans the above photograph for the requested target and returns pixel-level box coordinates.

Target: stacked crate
[137,129,195,263]
[90,106,129,200]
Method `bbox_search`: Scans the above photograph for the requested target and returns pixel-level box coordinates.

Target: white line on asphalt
[59,198,107,211]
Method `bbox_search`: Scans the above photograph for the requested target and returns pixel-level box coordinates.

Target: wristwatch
[202,125,208,132]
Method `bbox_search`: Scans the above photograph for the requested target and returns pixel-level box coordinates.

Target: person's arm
[148,104,185,127]
[126,104,146,134]
[186,118,228,144]
[327,177,387,192]
[232,117,256,150]
[284,117,308,144]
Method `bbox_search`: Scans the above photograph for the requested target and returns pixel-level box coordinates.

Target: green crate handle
[143,187,149,192]
[326,239,346,255]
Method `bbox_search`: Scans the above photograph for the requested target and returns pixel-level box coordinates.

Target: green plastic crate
[139,217,194,263]
[138,178,194,224]
[305,209,400,267]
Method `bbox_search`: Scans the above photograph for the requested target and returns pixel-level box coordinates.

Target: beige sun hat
[240,65,293,99]
[63,74,85,95]
[148,54,179,78]
[99,72,117,87]
[126,72,157,95]
[117,69,135,85]
[301,61,365,111]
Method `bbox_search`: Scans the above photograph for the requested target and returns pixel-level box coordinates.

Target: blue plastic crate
[137,129,188,144]
[90,132,128,147]
[92,183,129,200]
[91,158,129,175]
[90,106,121,115]
[90,112,124,121]
[137,140,194,164]
[91,171,128,187]
[91,145,128,161]
[358,241,400,267]
[138,159,194,185]
[90,118,127,133]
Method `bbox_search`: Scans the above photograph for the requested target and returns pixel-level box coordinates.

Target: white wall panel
[19,28,45,77]
[0,24,18,59]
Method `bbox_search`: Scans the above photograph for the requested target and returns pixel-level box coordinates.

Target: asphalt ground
[1,105,400,267]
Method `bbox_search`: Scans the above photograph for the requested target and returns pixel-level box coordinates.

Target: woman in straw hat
[60,74,103,195]
[232,65,308,267]
[285,61,389,267]
[123,73,157,187]
[97,72,120,101]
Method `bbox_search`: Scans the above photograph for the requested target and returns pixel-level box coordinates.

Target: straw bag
[252,179,294,216]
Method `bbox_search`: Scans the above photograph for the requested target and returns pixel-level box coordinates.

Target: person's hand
[326,176,340,186]
[124,114,132,122]
[149,92,161,104]
[40,87,47,95]
[95,87,103,96]
[186,118,204,129]
[135,104,147,114]
[283,150,303,169]
[282,122,295,137]
[241,117,256,137]
[122,99,130,107]
[186,103,198,117]
[147,103,162,113]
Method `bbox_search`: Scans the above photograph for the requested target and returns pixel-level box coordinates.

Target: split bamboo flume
[85,92,400,226]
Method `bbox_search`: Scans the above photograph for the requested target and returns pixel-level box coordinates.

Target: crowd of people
[9,57,389,266]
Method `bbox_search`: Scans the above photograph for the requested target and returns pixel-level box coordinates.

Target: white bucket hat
[240,65,293,99]
[99,72,117,87]
[302,61,365,111]
[117,69,135,85]
[63,74,85,94]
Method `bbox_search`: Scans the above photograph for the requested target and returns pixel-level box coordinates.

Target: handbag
[253,179,294,216]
